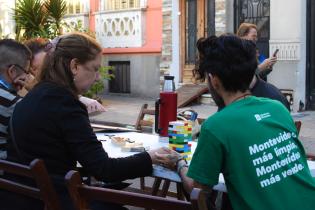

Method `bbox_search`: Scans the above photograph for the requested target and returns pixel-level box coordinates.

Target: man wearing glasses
[0,39,31,162]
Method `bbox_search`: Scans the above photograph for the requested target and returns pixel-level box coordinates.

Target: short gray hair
[0,39,32,75]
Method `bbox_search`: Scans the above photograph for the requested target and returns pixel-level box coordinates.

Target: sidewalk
[90,95,315,155]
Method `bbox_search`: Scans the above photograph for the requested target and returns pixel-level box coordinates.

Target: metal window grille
[234,0,270,56]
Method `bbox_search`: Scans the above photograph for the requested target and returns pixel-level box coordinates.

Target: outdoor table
[96,131,315,194]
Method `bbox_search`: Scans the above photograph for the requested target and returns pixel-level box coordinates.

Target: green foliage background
[83,66,115,99]
[14,0,67,40]
[14,0,114,98]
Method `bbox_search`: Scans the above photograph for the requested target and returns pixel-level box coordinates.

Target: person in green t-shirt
[176,35,315,210]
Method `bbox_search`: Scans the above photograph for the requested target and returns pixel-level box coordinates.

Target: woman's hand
[148,147,182,169]
[258,56,277,71]
[79,96,107,113]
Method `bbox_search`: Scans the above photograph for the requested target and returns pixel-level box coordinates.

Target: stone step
[182,77,194,83]
[183,70,193,76]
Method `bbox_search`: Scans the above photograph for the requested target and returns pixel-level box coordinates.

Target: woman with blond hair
[237,22,277,81]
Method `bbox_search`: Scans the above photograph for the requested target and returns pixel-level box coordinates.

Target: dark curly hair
[194,34,257,92]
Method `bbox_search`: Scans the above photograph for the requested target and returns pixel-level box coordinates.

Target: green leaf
[44,0,67,36]
[83,66,115,99]
[14,0,48,39]
[13,0,67,40]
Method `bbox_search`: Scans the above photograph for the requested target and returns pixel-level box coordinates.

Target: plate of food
[111,136,131,146]
[110,136,146,152]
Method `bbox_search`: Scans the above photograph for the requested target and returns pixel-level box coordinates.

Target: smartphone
[273,49,279,57]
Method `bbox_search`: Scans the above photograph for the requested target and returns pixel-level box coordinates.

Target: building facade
[0,0,314,110]
[94,0,162,98]
[0,0,16,39]
[162,0,315,111]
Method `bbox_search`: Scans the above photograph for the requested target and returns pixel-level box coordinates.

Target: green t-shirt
[187,96,315,210]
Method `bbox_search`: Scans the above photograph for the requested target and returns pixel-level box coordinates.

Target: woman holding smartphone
[237,23,277,81]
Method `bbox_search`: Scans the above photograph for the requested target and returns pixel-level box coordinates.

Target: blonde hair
[236,23,257,38]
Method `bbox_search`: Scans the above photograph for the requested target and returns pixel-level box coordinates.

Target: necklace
[231,93,251,104]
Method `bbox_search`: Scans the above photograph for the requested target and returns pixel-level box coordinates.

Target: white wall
[0,0,16,38]
[225,0,234,33]
[169,0,180,88]
[269,0,306,111]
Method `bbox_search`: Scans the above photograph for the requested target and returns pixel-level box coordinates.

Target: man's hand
[13,74,28,91]
[79,96,106,114]
[23,74,37,91]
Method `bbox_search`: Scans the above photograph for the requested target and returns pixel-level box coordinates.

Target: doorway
[179,0,215,83]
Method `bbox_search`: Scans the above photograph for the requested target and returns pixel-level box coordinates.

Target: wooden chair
[135,103,154,191]
[135,103,155,132]
[0,159,62,210]
[65,170,208,210]
[294,120,302,134]
[134,104,184,198]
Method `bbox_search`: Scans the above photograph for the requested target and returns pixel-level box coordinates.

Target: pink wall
[102,0,162,54]
[89,0,99,32]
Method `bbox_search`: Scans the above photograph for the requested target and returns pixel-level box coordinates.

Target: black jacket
[2,81,152,210]
[251,76,290,111]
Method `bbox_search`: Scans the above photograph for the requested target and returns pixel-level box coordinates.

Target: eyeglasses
[9,64,29,74]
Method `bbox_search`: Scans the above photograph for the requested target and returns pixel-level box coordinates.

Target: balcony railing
[269,40,301,61]
[101,0,147,11]
[62,13,89,33]
[95,8,146,48]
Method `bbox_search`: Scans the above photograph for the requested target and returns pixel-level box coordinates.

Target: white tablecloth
[96,132,315,192]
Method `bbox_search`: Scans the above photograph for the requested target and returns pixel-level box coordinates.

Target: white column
[225,0,234,33]
[269,0,306,112]
[0,0,16,38]
[170,0,180,88]
[83,0,90,12]
[140,0,147,8]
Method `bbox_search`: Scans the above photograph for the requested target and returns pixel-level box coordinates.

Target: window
[75,1,81,13]
[68,1,73,14]
[65,0,83,14]
[105,0,142,11]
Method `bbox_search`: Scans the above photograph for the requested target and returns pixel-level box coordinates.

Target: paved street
[91,95,315,155]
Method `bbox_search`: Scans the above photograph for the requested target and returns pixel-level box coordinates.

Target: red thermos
[155,76,177,136]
